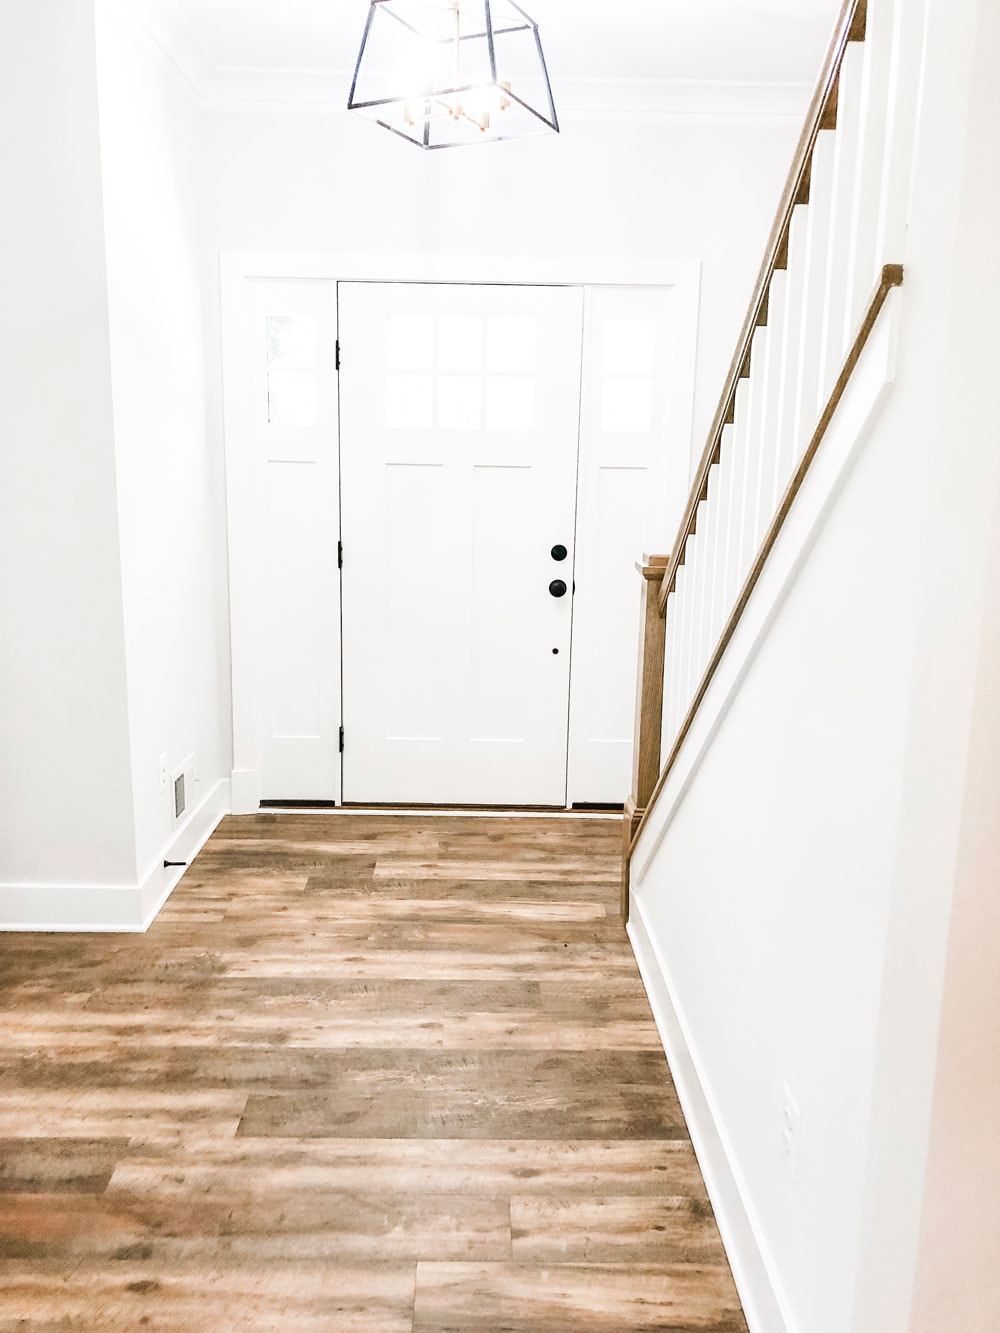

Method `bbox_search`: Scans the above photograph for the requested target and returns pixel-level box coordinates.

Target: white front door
[339,282,584,805]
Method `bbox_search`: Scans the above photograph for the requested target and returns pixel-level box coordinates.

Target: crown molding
[119,0,809,124]
[560,77,810,120]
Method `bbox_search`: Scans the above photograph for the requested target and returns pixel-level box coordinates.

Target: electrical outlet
[781,1081,801,1181]
[158,753,168,792]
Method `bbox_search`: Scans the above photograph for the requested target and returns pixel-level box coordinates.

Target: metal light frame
[347,0,559,149]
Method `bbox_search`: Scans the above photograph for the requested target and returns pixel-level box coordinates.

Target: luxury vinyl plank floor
[0,812,746,1331]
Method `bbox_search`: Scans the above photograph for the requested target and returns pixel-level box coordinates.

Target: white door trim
[221,252,701,813]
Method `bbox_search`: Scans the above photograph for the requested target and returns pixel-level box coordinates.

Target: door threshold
[257,802,620,820]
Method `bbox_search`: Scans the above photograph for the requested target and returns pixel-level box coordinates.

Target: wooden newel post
[621,554,669,923]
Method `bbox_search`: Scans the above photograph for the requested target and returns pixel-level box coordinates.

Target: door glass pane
[486,376,535,431]
[438,375,482,430]
[266,314,317,369]
[487,317,536,373]
[385,373,434,429]
[386,315,434,371]
[438,316,483,372]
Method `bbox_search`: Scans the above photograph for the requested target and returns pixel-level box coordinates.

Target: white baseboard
[628,894,790,1333]
[0,778,230,933]
[137,777,230,929]
[0,882,150,933]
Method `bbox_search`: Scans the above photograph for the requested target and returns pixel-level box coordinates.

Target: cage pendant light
[348,0,559,149]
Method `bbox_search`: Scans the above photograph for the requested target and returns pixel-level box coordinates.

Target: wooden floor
[0,813,747,1331]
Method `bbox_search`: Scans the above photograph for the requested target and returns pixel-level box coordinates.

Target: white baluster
[790,129,837,458]
[661,585,680,759]
[674,549,698,735]
[844,0,897,345]
[756,270,790,523]
[706,425,735,651]
[772,203,809,505]
[723,378,752,608]
[698,463,721,667]
[818,42,866,401]
[875,0,924,280]
[738,325,770,576]
[684,504,708,714]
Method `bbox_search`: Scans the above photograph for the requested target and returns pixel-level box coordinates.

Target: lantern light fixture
[347,0,559,149]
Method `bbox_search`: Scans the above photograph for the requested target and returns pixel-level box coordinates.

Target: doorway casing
[220,252,701,814]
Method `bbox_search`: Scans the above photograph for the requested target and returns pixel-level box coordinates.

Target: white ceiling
[166,0,840,88]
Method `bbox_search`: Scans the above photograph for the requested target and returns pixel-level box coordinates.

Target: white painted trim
[0,779,230,933]
[631,287,903,883]
[222,251,703,290]
[195,79,809,124]
[628,895,789,1333]
[0,884,148,935]
[553,77,811,122]
[230,767,262,815]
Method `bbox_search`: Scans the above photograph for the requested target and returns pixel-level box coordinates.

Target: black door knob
[550,544,568,561]
[548,579,568,598]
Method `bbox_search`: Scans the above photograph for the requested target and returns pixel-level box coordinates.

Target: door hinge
[335,340,341,371]
[338,540,343,569]
[339,725,345,754]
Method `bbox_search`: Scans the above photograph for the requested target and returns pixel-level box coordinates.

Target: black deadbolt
[550,544,568,561]
[549,579,568,598]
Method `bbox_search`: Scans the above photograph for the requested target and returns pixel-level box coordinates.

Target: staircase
[623,0,912,911]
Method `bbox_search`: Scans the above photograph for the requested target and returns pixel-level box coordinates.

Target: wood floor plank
[77,977,546,1012]
[109,1139,712,1200]
[510,1195,728,1264]
[0,812,745,1330]
[0,1262,416,1331]
[0,1139,130,1194]
[0,1092,246,1144]
[412,1261,747,1331]
[237,1050,686,1140]
[0,1188,511,1262]
[224,896,610,924]
[316,875,619,910]
[373,858,619,883]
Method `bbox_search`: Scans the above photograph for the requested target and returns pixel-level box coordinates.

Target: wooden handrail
[630,263,903,859]
[657,0,867,618]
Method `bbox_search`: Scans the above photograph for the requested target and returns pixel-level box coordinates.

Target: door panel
[247,280,341,801]
[339,282,584,805]
[567,286,681,805]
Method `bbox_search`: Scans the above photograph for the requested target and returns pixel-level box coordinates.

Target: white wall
[629,0,1000,1327]
[852,0,1000,1324]
[634,340,923,1331]
[0,0,137,890]
[95,0,229,888]
[0,1,229,925]
[201,104,801,478]
[907,473,1000,1333]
